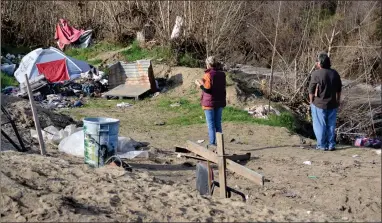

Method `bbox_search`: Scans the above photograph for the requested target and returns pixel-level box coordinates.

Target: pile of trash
[354,137,382,149]
[1,53,23,75]
[244,105,281,119]
[55,127,149,159]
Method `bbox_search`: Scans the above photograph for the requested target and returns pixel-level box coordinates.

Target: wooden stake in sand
[186,141,264,186]
[25,74,46,155]
[216,133,227,198]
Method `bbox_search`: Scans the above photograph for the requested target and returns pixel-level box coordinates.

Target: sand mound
[0,151,332,222]
[1,94,77,129]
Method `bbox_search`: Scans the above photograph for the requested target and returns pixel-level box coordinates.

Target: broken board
[103,84,150,100]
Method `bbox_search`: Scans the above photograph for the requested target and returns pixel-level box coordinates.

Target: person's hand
[194,79,202,87]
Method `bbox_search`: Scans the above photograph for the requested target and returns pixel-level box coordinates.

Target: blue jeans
[310,104,337,150]
[204,107,223,145]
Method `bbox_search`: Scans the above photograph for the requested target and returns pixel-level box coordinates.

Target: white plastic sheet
[58,133,148,159]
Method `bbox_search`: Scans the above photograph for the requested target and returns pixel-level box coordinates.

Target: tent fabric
[36,59,69,83]
[55,19,85,50]
[14,47,91,84]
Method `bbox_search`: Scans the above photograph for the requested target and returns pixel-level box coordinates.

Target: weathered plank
[25,74,46,156]
[216,133,227,198]
[186,140,264,186]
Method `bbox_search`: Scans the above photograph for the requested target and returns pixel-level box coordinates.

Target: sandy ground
[0,65,381,222]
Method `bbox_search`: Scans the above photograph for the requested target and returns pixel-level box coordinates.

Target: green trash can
[83,117,120,167]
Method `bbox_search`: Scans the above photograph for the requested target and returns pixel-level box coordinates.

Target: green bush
[179,52,199,67]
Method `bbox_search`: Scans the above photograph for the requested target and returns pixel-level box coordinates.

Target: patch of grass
[88,59,103,66]
[121,40,175,63]
[157,97,297,132]
[1,72,18,88]
[179,52,199,67]
[65,41,124,62]
[82,98,135,109]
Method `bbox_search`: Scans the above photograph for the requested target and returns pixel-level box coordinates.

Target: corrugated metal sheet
[120,60,152,85]
[105,60,157,98]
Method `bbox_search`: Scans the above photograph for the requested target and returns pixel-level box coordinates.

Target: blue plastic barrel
[83,117,120,167]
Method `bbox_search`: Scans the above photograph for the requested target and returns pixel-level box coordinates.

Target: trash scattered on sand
[245,105,280,119]
[354,137,381,148]
[154,121,166,126]
[197,140,205,144]
[352,155,360,158]
[116,102,133,108]
[303,161,312,165]
[308,176,318,179]
[170,102,181,107]
[376,150,381,155]
[284,192,297,198]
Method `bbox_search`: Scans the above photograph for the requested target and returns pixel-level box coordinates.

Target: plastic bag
[64,124,78,136]
[58,131,84,157]
[117,137,141,153]
[118,151,149,159]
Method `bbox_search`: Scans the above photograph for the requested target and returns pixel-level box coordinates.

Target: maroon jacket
[201,68,226,108]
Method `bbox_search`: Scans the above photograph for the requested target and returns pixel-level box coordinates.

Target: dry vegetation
[1,1,381,141]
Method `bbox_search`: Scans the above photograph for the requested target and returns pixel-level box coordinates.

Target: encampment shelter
[14,47,90,84]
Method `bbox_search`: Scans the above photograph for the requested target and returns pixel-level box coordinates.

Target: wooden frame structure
[186,133,264,198]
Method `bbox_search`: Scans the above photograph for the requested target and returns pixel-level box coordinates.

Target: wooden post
[216,132,227,198]
[207,160,212,196]
[25,74,46,155]
[186,140,264,186]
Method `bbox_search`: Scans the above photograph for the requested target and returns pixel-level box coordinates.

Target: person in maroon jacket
[195,56,227,148]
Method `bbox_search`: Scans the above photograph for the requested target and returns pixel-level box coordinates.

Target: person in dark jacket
[195,56,226,147]
[309,52,342,151]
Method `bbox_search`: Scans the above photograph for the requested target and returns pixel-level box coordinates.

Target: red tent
[36,59,70,83]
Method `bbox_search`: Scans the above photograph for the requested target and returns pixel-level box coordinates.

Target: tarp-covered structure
[55,19,92,50]
[14,47,91,84]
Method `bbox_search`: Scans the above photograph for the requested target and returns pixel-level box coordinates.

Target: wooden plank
[175,146,191,153]
[186,140,264,186]
[216,133,227,198]
[25,74,46,156]
[176,146,251,161]
[207,161,212,196]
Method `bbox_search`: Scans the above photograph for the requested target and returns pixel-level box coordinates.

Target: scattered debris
[197,139,205,144]
[59,131,147,159]
[354,137,381,148]
[284,192,297,198]
[307,211,312,214]
[170,102,181,107]
[152,92,160,98]
[116,102,133,108]
[245,105,280,119]
[376,150,381,155]
[308,176,318,179]
[303,161,312,165]
[154,121,165,126]
[119,150,149,159]
[352,155,360,158]
[230,138,236,143]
